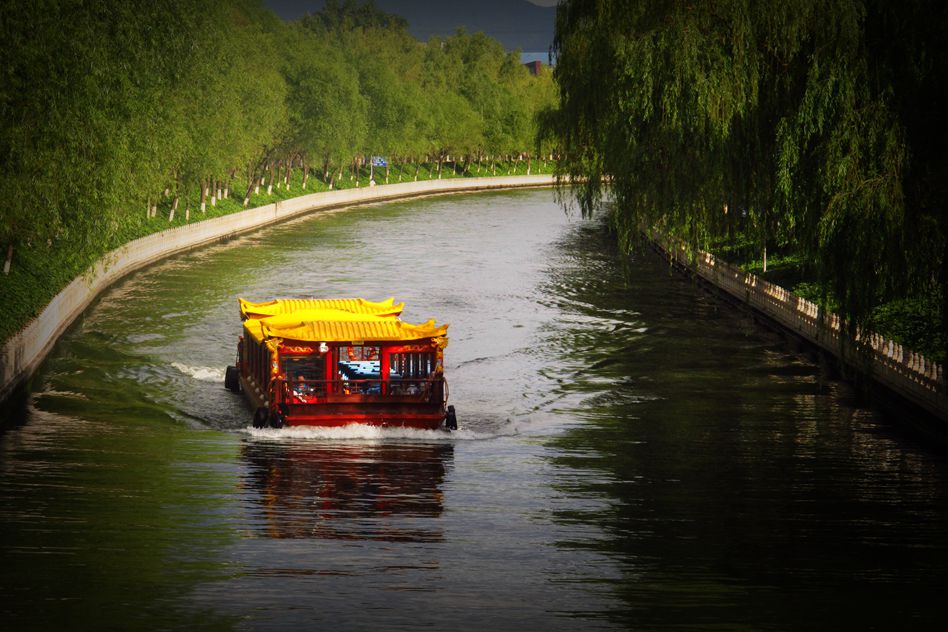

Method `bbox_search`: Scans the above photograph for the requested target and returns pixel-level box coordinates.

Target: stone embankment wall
[0,176,554,404]
[650,230,946,422]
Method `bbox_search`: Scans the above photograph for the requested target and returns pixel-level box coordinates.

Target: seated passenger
[292,374,315,403]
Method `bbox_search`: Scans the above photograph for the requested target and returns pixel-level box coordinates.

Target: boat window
[342,345,381,362]
[250,340,262,383]
[282,356,325,382]
[334,346,384,395]
[257,341,268,384]
[388,351,435,397]
[283,355,327,401]
[390,352,434,379]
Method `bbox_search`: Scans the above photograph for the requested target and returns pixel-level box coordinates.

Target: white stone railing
[650,230,946,421]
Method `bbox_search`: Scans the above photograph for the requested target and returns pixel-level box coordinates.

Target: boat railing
[278,376,445,404]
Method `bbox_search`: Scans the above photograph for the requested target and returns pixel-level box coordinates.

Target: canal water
[1,190,946,630]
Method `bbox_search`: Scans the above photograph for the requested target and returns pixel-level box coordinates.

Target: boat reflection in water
[241,441,452,542]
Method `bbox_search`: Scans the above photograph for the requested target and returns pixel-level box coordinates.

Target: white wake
[172,363,225,383]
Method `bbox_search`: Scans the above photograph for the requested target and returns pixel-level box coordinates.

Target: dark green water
[1,190,946,630]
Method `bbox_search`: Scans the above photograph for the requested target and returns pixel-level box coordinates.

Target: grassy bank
[0,159,551,346]
[710,236,944,364]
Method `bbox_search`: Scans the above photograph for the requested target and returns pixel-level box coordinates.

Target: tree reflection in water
[241,441,452,542]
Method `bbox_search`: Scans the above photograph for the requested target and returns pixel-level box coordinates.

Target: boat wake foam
[242,422,515,442]
[172,363,225,383]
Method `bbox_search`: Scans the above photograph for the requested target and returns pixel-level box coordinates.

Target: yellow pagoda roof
[242,307,448,345]
[239,297,403,320]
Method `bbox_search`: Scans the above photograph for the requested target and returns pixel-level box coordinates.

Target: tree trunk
[185,204,190,223]
[200,180,208,213]
[527,155,532,175]
[3,244,13,275]
[210,179,217,207]
[323,157,331,182]
[267,163,274,195]
[171,195,179,217]
[414,159,420,181]
[243,180,254,207]
[243,162,254,206]
[302,159,309,189]
[762,208,768,273]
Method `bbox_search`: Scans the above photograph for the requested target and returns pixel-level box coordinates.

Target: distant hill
[265,0,556,53]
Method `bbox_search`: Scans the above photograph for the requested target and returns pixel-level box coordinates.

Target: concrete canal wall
[0,175,554,405]
[649,230,947,423]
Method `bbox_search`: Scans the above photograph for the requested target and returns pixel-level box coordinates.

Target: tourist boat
[225,297,456,430]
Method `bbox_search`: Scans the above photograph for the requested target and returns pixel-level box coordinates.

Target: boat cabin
[225,298,455,430]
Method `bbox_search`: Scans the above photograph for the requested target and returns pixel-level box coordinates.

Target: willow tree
[220,2,288,203]
[279,22,364,190]
[348,26,423,181]
[545,0,947,352]
[298,1,418,184]
[0,0,229,262]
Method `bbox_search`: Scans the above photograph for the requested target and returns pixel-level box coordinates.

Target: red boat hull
[281,414,446,430]
[239,374,448,430]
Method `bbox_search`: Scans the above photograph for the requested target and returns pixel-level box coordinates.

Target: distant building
[524,60,543,76]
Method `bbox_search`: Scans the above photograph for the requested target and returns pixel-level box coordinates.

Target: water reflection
[538,221,948,629]
[241,441,452,542]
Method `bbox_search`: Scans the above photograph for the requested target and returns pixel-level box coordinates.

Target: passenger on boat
[292,374,315,403]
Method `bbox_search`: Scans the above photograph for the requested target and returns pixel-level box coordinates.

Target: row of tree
[543,0,946,354]
[0,0,556,271]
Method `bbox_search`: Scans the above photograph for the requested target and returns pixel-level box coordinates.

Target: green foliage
[0,0,558,345]
[282,23,367,166]
[301,0,409,32]
[545,0,947,359]
[869,295,945,363]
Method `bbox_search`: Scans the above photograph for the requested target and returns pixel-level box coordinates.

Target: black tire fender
[224,365,240,392]
[445,405,458,430]
[269,411,285,429]
[252,407,269,428]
